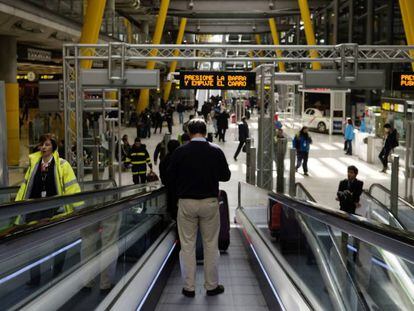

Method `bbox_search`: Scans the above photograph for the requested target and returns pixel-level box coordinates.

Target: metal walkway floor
[155,228,269,311]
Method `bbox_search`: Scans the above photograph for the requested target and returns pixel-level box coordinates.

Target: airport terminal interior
[0,0,414,310]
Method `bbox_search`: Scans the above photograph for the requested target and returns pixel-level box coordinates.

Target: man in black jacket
[337,165,363,214]
[337,165,364,261]
[167,119,231,298]
[379,123,399,173]
[233,116,249,161]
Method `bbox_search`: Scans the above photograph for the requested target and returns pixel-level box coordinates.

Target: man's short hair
[135,137,141,143]
[188,119,207,135]
[348,165,358,175]
[383,123,391,129]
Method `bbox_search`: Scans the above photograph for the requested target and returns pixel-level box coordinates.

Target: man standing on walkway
[233,116,249,161]
[336,165,363,261]
[167,119,231,298]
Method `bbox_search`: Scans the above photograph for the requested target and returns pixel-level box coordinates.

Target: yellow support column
[268,18,286,72]
[399,0,414,70]
[79,0,107,69]
[138,0,170,112]
[298,0,321,70]
[163,18,187,103]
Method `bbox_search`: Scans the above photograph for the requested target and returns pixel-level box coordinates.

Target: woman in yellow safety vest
[14,133,81,287]
[15,133,81,224]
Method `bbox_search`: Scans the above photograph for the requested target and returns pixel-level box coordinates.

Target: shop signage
[392,72,414,91]
[179,71,256,90]
[27,48,52,62]
[381,98,405,113]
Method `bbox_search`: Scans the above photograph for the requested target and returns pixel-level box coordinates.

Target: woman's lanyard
[40,157,53,198]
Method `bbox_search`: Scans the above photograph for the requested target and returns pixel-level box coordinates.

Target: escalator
[0,182,413,310]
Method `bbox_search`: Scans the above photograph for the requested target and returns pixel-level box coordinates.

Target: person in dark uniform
[337,165,364,262]
[128,138,153,184]
[379,123,399,173]
[233,116,249,161]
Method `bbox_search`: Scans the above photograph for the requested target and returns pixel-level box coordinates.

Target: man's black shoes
[206,285,225,296]
[182,288,195,297]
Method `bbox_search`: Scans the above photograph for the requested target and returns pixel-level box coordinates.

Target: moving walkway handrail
[295,182,316,202]
[0,185,166,262]
[269,190,414,263]
[295,183,368,310]
[0,180,117,200]
[362,190,406,230]
[0,182,160,221]
[0,186,19,195]
[369,183,414,211]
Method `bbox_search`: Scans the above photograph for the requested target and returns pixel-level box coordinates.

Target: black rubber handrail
[0,185,166,243]
[0,182,160,220]
[369,183,414,211]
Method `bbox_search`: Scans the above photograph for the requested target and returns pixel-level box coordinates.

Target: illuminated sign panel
[392,72,414,91]
[179,71,256,90]
[381,97,406,113]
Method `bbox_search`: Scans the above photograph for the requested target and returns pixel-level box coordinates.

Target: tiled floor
[155,229,269,311]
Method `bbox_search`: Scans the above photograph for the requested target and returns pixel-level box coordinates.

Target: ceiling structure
[0,0,331,73]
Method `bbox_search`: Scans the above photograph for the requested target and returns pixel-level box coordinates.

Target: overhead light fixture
[269,0,274,9]
[188,0,194,9]
[252,24,256,32]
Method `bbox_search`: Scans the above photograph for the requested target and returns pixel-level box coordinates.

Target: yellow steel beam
[163,18,187,103]
[79,0,107,69]
[138,0,170,112]
[268,18,286,72]
[6,83,19,165]
[400,0,414,70]
[298,0,321,70]
[123,18,133,43]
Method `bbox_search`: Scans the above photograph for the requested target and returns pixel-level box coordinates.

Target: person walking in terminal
[216,107,230,142]
[379,123,399,173]
[344,118,355,155]
[233,116,249,161]
[128,138,153,184]
[293,126,312,176]
[15,133,81,286]
[167,119,231,298]
[336,165,363,261]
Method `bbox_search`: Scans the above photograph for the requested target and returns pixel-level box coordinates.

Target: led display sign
[392,72,414,91]
[179,71,256,90]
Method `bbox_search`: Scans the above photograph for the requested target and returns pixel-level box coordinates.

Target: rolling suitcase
[268,200,282,238]
[196,190,231,264]
[218,190,230,251]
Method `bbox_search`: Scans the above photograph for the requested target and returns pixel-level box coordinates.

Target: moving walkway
[0,182,413,310]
